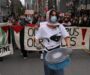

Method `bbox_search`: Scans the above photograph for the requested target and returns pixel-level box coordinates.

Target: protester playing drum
[35,9,71,75]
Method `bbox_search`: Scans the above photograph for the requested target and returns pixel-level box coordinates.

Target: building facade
[24,0,90,14]
[0,0,10,16]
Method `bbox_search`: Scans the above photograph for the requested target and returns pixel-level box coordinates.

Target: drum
[45,48,71,70]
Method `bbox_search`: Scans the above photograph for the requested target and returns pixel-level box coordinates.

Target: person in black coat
[80,16,89,27]
[19,15,28,59]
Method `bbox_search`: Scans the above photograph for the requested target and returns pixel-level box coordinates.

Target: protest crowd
[0,9,90,61]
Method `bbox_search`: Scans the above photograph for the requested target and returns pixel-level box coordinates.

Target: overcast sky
[20,0,25,6]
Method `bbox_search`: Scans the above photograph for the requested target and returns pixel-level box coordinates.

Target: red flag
[11,25,24,33]
[1,26,10,32]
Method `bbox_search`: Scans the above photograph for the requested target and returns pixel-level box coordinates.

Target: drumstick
[39,41,49,52]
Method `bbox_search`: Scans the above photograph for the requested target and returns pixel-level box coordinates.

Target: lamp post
[85,0,87,10]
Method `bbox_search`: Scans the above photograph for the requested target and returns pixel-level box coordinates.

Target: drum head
[45,48,69,64]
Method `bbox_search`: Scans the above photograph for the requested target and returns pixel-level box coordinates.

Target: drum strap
[39,40,60,52]
[48,45,60,51]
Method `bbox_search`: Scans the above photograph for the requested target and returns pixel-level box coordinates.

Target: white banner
[13,26,90,51]
[0,44,13,57]
[61,27,90,50]
[23,27,90,51]
[24,27,37,51]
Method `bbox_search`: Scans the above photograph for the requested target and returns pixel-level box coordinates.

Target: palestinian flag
[13,24,39,51]
[0,26,13,57]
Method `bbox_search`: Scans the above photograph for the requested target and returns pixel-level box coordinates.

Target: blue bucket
[46,58,70,70]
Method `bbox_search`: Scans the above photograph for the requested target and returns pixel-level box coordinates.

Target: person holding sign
[35,9,71,75]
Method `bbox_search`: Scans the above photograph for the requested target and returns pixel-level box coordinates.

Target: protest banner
[1,24,87,52]
[0,27,13,57]
[0,44,13,57]
[17,26,90,51]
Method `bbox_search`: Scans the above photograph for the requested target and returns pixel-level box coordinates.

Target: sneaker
[23,56,28,59]
[40,53,43,60]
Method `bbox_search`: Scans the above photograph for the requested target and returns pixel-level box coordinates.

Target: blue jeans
[43,51,64,75]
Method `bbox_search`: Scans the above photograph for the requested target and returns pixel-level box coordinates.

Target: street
[0,0,90,75]
[0,49,90,75]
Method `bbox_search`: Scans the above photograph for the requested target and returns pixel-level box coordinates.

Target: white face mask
[50,16,57,23]
[27,17,32,20]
